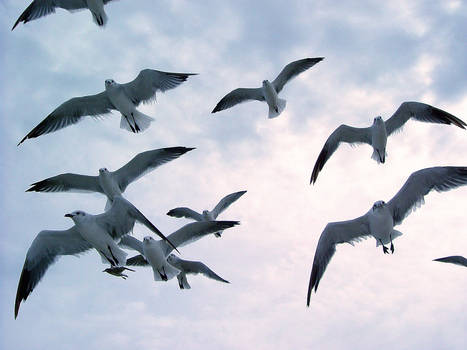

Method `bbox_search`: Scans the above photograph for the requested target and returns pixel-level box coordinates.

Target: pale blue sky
[1,1,466,349]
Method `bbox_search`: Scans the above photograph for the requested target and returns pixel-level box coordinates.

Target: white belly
[371,123,388,162]
[368,207,394,244]
[106,86,134,117]
[98,173,122,199]
[262,81,279,110]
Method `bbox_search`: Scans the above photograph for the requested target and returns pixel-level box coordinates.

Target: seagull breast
[98,170,122,200]
[370,118,388,163]
[262,80,279,110]
[367,203,394,245]
[105,83,135,116]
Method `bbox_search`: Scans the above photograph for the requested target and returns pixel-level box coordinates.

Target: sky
[1,0,466,349]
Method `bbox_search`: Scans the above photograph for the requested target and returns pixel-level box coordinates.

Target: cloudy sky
[1,0,466,349]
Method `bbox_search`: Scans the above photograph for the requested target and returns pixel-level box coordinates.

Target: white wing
[15,227,92,318]
[385,101,466,136]
[12,0,88,30]
[121,69,197,106]
[386,167,467,226]
[162,221,239,256]
[272,57,324,93]
[211,88,265,113]
[95,196,177,252]
[310,124,372,184]
[433,256,467,267]
[26,173,102,194]
[166,207,204,221]
[113,147,195,192]
[18,92,114,145]
[168,255,229,283]
[119,236,144,255]
[211,190,247,218]
[307,215,370,306]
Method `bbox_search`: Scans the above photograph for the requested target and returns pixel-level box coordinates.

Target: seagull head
[98,167,109,175]
[143,236,155,244]
[167,254,177,264]
[64,210,87,222]
[372,200,386,211]
[105,79,116,87]
[373,116,384,124]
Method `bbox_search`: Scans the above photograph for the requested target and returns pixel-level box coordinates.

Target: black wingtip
[17,136,27,146]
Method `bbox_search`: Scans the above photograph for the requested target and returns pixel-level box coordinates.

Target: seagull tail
[119,111,154,133]
[371,149,387,164]
[91,9,108,27]
[268,98,287,119]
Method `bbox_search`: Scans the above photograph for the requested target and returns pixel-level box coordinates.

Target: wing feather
[211,190,247,218]
[272,57,324,93]
[433,256,467,267]
[212,88,264,113]
[26,173,102,193]
[166,207,204,221]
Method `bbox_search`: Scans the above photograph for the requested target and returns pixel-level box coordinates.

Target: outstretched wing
[179,260,229,283]
[26,173,102,194]
[119,236,144,255]
[12,0,88,30]
[310,124,372,184]
[385,101,466,136]
[386,167,467,226]
[126,255,150,267]
[113,147,195,192]
[211,190,247,218]
[15,227,92,318]
[212,88,265,113]
[18,92,114,145]
[121,69,197,106]
[433,256,467,267]
[162,221,239,256]
[307,215,370,306]
[166,207,204,221]
[272,57,324,93]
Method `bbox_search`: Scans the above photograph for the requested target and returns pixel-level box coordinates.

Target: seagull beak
[64,213,73,218]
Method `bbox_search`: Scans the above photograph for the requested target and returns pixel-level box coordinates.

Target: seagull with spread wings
[433,256,467,268]
[18,69,197,145]
[27,146,194,209]
[167,190,246,237]
[307,166,467,306]
[120,221,239,282]
[12,0,118,30]
[310,102,466,184]
[14,195,177,318]
[212,57,323,118]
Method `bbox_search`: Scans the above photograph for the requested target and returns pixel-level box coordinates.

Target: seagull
[167,190,246,237]
[103,266,135,279]
[18,69,197,145]
[310,102,466,184]
[212,57,323,119]
[14,195,177,318]
[120,221,239,282]
[26,146,194,209]
[307,166,467,306]
[12,0,118,30]
[433,256,467,268]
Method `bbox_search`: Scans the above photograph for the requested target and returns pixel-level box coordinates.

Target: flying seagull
[212,57,323,118]
[26,146,194,209]
[433,256,467,268]
[307,166,467,306]
[121,221,239,282]
[167,190,246,237]
[14,195,177,318]
[12,0,118,30]
[18,69,197,145]
[310,102,466,184]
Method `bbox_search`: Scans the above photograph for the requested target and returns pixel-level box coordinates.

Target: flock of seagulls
[11,1,466,320]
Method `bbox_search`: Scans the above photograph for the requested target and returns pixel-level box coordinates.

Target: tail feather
[91,11,107,27]
[268,98,287,119]
[120,111,154,133]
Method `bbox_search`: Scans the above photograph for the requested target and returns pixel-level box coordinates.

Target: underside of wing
[166,207,204,221]
[211,190,247,218]
[433,256,467,267]
[272,57,324,93]
[212,88,264,113]
[26,173,102,194]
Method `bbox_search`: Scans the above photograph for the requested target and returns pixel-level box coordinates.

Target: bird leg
[379,239,389,254]
[390,234,394,254]
[159,267,168,281]
[125,116,136,133]
[107,245,120,266]
[130,112,140,132]
[100,250,116,267]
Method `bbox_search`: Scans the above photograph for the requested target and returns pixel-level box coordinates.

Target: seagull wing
[272,57,324,93]
[113,147,195,192]
[119,236,144,255]
[15,227,92,318]
[211,190,247,218]
[96,196,178,252]
[172,257,229,283]
[166,207,204,221]
[211,88,265,113]
[162,221,239,256]
[26,173,102,194]
[310,124,372,184]
[433,256,467,267]
[386,167,467,226]
[121,69,197,106]
[11,0,88,30]
[307,215,370,306]
[18,92,114,145]
[126,254,150,267]
[385,101,466,136]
